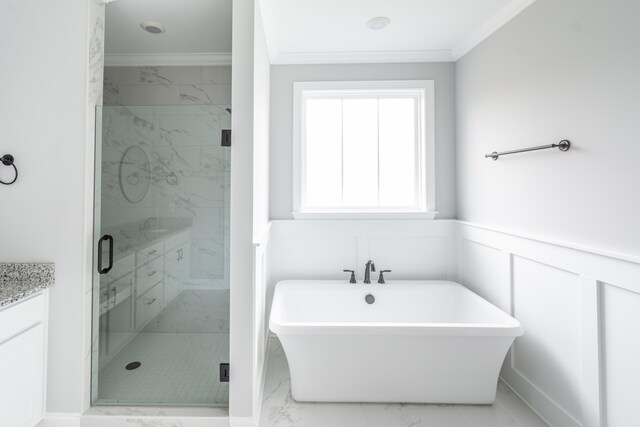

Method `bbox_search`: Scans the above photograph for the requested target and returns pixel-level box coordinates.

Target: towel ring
[0,154,18,185]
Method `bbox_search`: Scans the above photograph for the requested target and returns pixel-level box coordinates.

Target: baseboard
[229,417,257,426]
[501,368,581,427]
[39,410,238,427]
[38,413,82,427]
[499,377,555,427]
[255,334,272,424]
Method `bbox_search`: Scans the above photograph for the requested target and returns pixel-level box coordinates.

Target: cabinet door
[0,323,45,427]
[164,242,189,305]
[135,283,163,330]
[99,298,134,368]
[136,256,164,298]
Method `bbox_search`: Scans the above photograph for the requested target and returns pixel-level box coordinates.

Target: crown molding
[452,0,538,60]
[104,53,232,67]
[272,50,454,65]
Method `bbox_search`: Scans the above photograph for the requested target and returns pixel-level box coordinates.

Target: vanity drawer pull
[148,250,158,255]
[144,298,157,305]
[148,270,158,277]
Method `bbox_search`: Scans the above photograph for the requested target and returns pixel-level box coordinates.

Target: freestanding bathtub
[269,280,523,404]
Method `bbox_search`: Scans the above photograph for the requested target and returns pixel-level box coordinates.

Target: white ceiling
[103,0,537,66]
[104,0,232,66]
[258,0,538,63]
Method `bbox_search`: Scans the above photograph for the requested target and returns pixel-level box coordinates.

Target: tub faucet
[364,260,376,284]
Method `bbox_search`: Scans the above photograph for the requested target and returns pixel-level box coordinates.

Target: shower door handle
[97,234,114,274]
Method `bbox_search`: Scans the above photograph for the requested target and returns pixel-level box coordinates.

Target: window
[292,80,436,219]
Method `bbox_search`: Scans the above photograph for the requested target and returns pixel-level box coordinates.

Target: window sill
[291,211,438,220]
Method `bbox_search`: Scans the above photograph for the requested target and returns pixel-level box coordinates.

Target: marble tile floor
[260,337,549,427]
[96,290,229,406]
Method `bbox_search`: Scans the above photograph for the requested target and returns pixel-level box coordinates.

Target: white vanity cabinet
[98,254,135,367]
[98,228,190,358]
[0,292,47,427]
[135,243,165,330]
[163,230,190,305]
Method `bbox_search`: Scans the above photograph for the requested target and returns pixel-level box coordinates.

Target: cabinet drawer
[110,253,135,283]
[0,293,46,344]
[135,283,162,330]
[136,240,164,266]
[136,256,163,297]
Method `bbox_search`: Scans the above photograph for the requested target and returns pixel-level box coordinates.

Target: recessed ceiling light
[366,16,390,31]
[140,21,166,34]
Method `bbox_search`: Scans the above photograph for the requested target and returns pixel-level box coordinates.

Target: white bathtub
[269,280,523,404]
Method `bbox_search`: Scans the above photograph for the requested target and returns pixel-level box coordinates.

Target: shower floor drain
[125,361,141,370]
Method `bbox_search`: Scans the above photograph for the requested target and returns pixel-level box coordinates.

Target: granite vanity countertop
[0,263,55,308]
[105,219,193,262]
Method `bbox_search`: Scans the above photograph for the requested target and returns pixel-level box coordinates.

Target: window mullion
[376,97,380,206]
[340,98,344,208]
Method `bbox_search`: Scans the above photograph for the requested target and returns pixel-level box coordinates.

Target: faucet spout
[364,260,376,284]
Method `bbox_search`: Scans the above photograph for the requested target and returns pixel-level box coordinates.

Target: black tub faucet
[378,270,392,284]
[343,269,357,284]
[364,260,376,284]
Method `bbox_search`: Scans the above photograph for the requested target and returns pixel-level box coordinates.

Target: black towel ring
[0,154,18,185]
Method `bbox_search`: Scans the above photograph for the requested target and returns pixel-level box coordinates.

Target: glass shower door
[91,105,231,406]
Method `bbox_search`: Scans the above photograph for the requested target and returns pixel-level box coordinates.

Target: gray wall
[270,63,456,219]
[456,0,640,254]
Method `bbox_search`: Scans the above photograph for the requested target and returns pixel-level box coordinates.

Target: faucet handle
[378,270,392,284]
[343,269,357,284]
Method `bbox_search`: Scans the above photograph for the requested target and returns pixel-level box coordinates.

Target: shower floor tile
[260,337,550,427]
[96,290,229,406]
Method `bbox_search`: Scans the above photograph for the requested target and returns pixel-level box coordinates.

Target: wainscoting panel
[367,236,448,279]
[266,220,457,321]
[265,220,639,427]
[460,239,506,311]
[511,256,582,422]
[269,235,359,279]
[602,283,640,427]
[457,222,640,427]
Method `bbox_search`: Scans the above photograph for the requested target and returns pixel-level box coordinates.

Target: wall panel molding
[458,222,640,427]
[265,220,639,426]
[266,219,458,320]
[580,278,604,427]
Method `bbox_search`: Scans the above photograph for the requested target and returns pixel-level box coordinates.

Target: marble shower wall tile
[142,289,229,334]
[179,84,232,105]
[118,84,180,106]
[191,238,225,280]
[103,66,231,107]
[99,67,231,288]
[151,176,226,212]
[87,0,104,408]
[157,113,222,147]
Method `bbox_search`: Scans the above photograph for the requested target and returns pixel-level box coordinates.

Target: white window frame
[292,80,436,220]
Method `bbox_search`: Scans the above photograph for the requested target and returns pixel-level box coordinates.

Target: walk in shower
[91,104,231,406]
